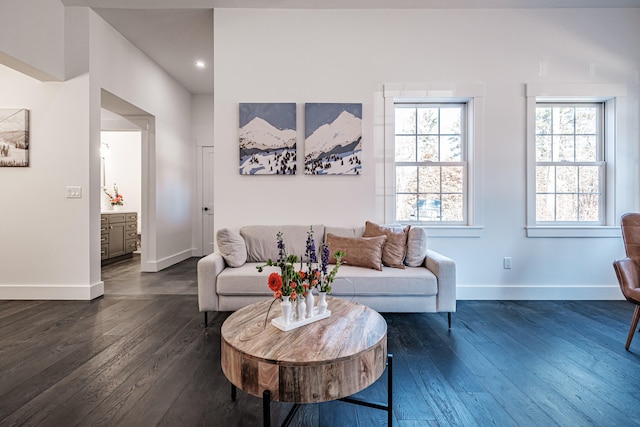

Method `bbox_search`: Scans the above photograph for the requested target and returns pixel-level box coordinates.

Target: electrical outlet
[503,257,512,269]
[66,186,82,198]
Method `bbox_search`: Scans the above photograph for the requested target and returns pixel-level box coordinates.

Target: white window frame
[382,83,485,237]
[526,83,625,238]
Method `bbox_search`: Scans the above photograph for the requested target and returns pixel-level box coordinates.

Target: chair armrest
[613,257,640,303]
[426,249,456,312]
[197,251,227,312]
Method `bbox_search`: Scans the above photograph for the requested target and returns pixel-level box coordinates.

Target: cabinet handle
[110,226,113,229]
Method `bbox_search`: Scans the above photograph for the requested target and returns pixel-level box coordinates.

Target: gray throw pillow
[216,228,247,267]
[405,226,427,267]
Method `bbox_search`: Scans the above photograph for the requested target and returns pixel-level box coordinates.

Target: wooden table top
[221,297,387,403]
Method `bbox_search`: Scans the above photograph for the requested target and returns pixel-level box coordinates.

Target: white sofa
[197,223,456,326]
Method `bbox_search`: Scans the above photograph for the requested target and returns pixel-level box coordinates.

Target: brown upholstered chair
[613,213,640,350]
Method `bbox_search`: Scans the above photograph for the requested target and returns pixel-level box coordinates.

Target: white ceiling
[61,0,640,95]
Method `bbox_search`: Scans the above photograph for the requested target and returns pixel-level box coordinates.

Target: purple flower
[276,232,286,262]
[305,228,317,264]
[321,243,330,275]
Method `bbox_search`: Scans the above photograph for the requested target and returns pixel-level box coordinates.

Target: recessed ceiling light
[195,60,206,69]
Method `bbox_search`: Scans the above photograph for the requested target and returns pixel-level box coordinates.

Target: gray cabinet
[101,212,138,264]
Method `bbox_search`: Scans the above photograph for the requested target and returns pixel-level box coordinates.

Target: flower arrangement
[257,227,345,326]
[257,228,345,299]
[103,183,124,206]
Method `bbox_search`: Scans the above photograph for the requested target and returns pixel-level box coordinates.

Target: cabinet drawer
[125,223,137,231]
[125,239,137,253]
[125,230,137,240]
[108,214,126,224]
[100,234,109,244]
[101,225,108,234]
[101,215,108,226]
[125,213,137,222]
[100,245,108,260]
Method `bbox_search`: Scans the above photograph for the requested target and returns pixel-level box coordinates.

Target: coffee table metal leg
[263,390,271,427]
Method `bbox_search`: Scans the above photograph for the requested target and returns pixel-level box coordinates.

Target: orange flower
[274,290,282,299]
[268,272,282,292]
[291,291,297,300]
[299,271,306,280]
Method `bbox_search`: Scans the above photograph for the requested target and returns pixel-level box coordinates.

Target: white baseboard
[457,284,624,300]
[0,281,104,300]
[140,249,194,273]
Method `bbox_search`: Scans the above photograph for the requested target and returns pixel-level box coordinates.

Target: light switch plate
[66,186,82,198]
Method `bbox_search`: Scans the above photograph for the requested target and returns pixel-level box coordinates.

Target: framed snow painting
[0,108,29,167]
[239,103,297,175]
[304,103,362,175]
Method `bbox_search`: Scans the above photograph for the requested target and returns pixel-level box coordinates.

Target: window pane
[536,136,551,161]
[579,194,599,221]
[579,166,600,193]
[417,136,438,162]
[575,107,596,134]
[396,194,417,221]
[419,166,440,193]
[417,108,438,134]
[537,194,555,221]
[553,107,575,134]
[556,166,578,193]
[556,135,574,162]
[442,194,463,221]
[556,194,578,221]
[395,136,416,162]
[440,107,461,135]
[441,136,461,161]
[442,166,464,193]
[395,108,416,134]
[536,107,552,134]
[416,195,441,221]
[575,135,596,162]
[396,166,417,193]
[536,166,555,193]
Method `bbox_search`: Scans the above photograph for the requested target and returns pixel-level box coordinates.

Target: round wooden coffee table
[221,297,392,426]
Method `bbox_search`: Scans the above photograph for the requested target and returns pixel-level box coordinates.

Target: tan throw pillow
[216,228,247,267]
[325,233,387,271]
[363,221,410,269]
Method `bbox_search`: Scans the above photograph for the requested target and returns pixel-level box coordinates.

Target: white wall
[0,5,196,299]
[0,64,97,299]
[89,10,195,273]
[0,0,65,81]
[213,8,640,299]
[101,130,142,229]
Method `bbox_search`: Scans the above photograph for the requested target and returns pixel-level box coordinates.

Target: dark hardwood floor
[2,255,640,426]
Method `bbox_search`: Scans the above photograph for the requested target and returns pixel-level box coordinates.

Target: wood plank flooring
[1,255,640,426]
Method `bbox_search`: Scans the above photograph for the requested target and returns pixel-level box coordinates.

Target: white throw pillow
[405,226,427,267]
[216,228,247,267]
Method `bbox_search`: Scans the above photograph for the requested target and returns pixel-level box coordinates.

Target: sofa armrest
[425,249,456,313]
[197,251,227,312]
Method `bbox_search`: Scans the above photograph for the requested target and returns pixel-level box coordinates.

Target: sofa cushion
[216,263,437,297]
[325,233,386,271]
[323,225,365,240]
[241,225,325,263]
[405,226,428,267]
[216,228,247,267]
[363,221,410,269]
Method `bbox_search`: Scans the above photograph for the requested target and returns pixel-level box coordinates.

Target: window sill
[526,226,620,238]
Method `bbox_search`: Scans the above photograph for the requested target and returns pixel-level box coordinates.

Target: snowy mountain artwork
[0,109,29,167]
[304,103,362,175]
[239,103,297,175]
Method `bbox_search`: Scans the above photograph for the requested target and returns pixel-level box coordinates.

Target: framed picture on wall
[304,103,362,175]
[239,103,297,175]
[0,108,29,167]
